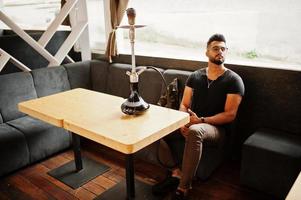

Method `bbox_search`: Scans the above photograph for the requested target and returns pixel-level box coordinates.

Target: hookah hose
[137,66,168,93]
[137,66,178,169]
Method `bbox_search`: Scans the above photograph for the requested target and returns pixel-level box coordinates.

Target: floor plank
[0,144,278,200]
[0,177,34,200]
[20,167,77,200]
[7,174,54,200]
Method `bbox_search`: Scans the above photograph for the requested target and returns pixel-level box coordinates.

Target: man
[152,33,245,200]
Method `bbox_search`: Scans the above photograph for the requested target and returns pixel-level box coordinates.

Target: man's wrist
[200,117,205,123]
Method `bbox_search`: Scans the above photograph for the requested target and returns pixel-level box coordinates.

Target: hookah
[119,8,150,115]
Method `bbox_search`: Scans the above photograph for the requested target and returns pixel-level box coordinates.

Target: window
[86,0,106,53]
[2,1,301,70]
[1,0,61,29]
[1,0,106,53]
[116,0,301,69]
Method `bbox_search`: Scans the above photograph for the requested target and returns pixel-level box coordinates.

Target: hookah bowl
[121,81,149,115]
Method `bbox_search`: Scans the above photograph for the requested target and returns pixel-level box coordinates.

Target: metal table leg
[72,133,83,171]
[48,131,110,189]
[95,153,160,200]
[126,154,135,199]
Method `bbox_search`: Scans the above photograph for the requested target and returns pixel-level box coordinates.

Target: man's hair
[207,34,226,47]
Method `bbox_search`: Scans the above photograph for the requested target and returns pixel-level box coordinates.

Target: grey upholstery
[241,129,301,198]
[0,65,73,177]
[1,59,300,187]
[64,60,92,89]
[0,60,111,177]
[7,116,71,163]
[0,123,30,176]
[90,60,110,93]
[0,72,37,122]
[139,67,165,104]
[31,66,71,97]
[196,139,227,180]
[106,63,131,98]
[227,65,301,148]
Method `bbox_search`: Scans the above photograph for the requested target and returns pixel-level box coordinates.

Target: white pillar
[69,0,91,61]
[0,0,3,35]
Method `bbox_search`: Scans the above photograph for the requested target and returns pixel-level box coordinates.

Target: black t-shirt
[186,68,245,117]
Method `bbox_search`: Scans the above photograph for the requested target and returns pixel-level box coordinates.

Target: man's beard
[209,57,225,65]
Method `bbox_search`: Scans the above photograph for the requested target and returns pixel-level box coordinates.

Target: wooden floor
[0,142,278,200]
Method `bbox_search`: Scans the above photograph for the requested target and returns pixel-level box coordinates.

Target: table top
[19,88,189,154]
[286,171,301,200]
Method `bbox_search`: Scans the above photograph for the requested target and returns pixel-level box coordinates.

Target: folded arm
[179,86,242,136]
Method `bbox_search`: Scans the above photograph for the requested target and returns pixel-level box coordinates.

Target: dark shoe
[171,189,187,200]
[152,176,180,196]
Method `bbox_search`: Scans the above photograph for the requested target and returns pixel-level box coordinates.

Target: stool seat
[241,129,301,199]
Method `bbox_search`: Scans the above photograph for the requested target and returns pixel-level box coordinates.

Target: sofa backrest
[0,72,37,122]
[90,60,110,93]
[64,60,92,89]
[139,67,166,104]
[1,59,299,148]
[106,63,131,98]
[227,65,301,143]
[31,66,71,97]
[104,64,168,104]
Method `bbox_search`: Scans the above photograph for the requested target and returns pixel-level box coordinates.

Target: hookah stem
[130,26,136,74]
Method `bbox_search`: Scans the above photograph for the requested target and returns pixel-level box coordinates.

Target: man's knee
[187,124,207,141]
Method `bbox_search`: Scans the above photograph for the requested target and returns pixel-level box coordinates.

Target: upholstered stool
[240,129,301,199]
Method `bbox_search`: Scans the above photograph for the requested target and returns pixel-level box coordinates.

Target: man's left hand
[187,109,201,125]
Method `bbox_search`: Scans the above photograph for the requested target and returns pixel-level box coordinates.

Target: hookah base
[121,101,150,115]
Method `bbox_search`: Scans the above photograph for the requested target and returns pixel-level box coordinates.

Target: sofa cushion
[31,66,71,97]
[7,116,71,163]
[106,63,131,98]
[0,72,37,122]
[196,142,227,180]
[139,67,165,104]
[91,60,110,93]
[64,60,92,89]
[241,129,301,198]
[0,123,30,176]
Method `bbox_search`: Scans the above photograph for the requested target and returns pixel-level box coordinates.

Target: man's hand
[180,109,204,138]
[188,109,201,125]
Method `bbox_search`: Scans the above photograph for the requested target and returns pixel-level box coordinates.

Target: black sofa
[0,60,226,180]
[0,59,300,199]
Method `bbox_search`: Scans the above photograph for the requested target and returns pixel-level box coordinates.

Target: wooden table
[286,172,301,200]
[19,88,189,199]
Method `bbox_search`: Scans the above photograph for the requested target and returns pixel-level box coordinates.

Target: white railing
[0,48,31,72]
[0,0,91,72]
